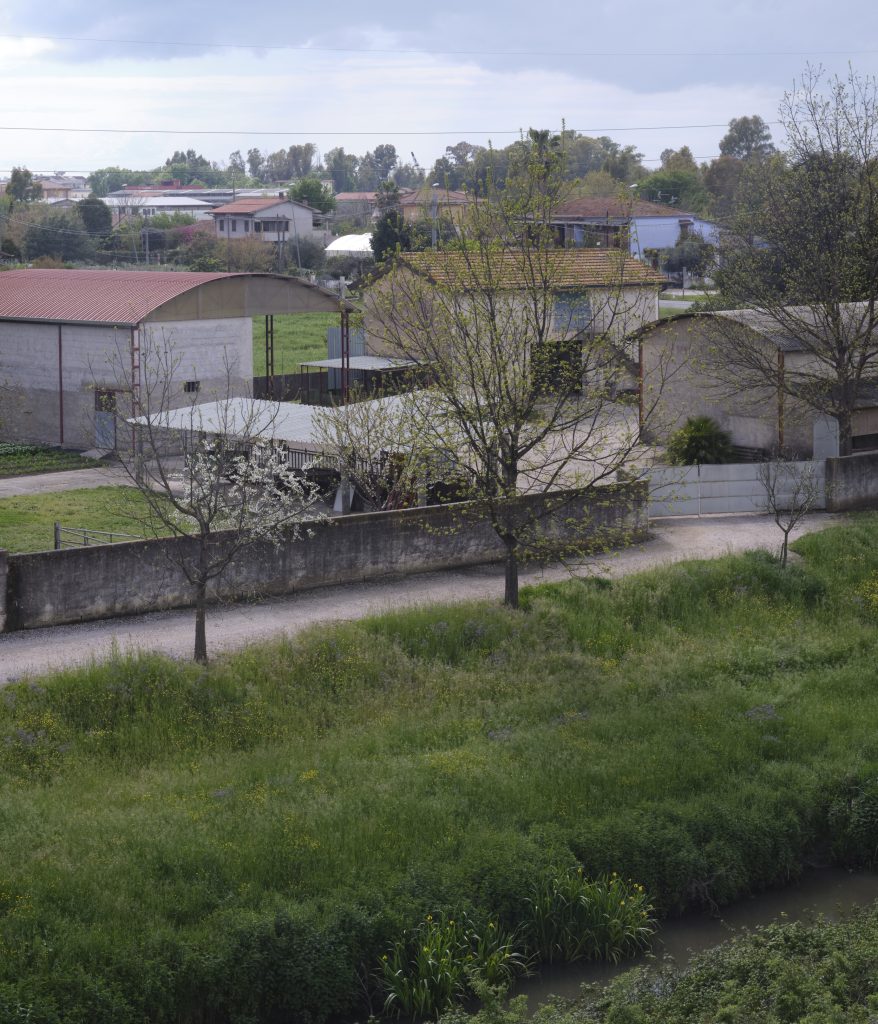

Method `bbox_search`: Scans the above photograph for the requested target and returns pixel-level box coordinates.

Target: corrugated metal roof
[0,269,242,326]
[398,250,665,289]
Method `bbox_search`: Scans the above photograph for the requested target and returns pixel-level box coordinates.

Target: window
[553,294,592,334]
[231,219,237,232]
[184,380,200,394]
[254,221,262,233]
[218,218,225,231]
[244,220,250,232]
[282,219,290,231]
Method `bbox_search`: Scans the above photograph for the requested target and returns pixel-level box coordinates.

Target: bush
[666,416,733,465]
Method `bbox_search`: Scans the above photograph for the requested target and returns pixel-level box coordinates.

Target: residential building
[639,310,878,457]
[550,196,719,259]
[209,196,314,246]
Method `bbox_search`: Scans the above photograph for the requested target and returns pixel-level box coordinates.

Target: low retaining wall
[2,483,646,632]
[826,451,878,512]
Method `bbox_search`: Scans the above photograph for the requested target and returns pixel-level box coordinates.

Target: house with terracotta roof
[209,196,314,246]
[550,196,719,259]
[0,270,341,449]
[398,187,472,230]
[362,249,664,373]
[333,192,378,226]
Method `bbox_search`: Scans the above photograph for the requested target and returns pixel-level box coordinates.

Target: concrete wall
[3,483,646,631]
[0,317,252,449]
[826,450,878,511]
[648,460,827,517]
[640,318,813,456]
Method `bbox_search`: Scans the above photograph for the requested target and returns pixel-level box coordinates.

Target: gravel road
[0,512,841,683]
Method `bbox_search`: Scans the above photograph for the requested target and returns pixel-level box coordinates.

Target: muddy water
[516,869,878,1009]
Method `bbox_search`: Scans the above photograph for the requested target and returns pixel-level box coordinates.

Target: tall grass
[0,516,877,1021]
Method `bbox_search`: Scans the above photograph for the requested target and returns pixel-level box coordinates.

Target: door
[94,390,117,449]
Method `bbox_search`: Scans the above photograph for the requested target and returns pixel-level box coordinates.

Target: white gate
[648,461,826,518]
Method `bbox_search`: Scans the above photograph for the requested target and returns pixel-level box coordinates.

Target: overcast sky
[1,0,876,177]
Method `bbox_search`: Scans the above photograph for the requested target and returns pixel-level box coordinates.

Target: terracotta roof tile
[210,197,291,215]
[552,197,694,219]
[398,249,664,289]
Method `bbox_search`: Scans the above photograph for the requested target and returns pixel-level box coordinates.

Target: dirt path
[0,512,841,683]
[0,465,130,498]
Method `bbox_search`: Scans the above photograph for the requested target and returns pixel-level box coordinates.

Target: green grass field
[1,517,878,1021]
[0,485,161,552]
[0,443,101,479]
[252,312,338,375]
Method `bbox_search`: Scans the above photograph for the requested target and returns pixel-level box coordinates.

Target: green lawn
[1,517,878,1021]
[0,485,161,552]
[0,443,102,479]
[252,312,339,375]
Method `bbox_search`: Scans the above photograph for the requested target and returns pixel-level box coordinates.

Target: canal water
[516,869,878,1009]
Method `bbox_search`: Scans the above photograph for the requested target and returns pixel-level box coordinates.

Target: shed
[0,270,342,450]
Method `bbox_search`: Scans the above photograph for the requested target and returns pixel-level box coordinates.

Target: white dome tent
[325,233,373,257]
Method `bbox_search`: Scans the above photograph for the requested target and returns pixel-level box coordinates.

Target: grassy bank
[252,312,337,375]
[0,485,158,552]
[0,443,101,479]
[1,517,878,1021]
[452,907,878,1023]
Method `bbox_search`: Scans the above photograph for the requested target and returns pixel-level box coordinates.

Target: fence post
[0,549,6,632]
[54,522,61,551]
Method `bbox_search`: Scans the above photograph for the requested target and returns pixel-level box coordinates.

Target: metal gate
[648,461,827,517]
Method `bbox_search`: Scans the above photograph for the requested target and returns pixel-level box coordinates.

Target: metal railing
[54,523,140,550]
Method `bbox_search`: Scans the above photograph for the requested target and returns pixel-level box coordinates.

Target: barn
[0,270,342,450]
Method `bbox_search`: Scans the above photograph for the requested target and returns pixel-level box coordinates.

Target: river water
[516,869,878,1010]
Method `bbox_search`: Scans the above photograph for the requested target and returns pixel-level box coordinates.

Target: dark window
[231,219,237,231]
[244,220,250,232]
[184,381,200,394]
[218,218,225,231]
[852,432,878,451]
[255,221,262,232]
[94,389,117,412]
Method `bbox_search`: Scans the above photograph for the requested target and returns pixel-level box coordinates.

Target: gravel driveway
[0,512,841,683]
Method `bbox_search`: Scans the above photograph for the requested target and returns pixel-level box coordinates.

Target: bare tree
[363,138,664,606]
[312,389,432,512]
[714,66,878,455]
[758,459,824,567]
[113,332,323,662]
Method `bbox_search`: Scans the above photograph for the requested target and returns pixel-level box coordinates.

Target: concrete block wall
[0,318,253,449]
[826,451,878,511]
[3,483,646,631]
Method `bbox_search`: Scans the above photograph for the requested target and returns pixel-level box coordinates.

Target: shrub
[666,416,733,465]
[523,869,655,964]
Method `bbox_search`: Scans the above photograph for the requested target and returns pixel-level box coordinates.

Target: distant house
[639,310,878,457]
[0,270,341,450]
[550,197,719,259]
[398,186,472,230]
[209,196,314,245]
[333,192,378,226]
[103,195,215,225]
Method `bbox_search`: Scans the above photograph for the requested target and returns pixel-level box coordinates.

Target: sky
[1,0,877,178]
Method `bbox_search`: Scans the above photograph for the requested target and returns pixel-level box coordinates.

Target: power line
[0,123,778,138]
[1,31,874,59]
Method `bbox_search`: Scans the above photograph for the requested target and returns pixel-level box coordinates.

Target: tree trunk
[503,535,519,609]
[837,408,853,457]
[194,580,208,663]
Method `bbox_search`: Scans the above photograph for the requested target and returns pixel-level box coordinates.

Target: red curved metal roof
[0,269,247,326]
